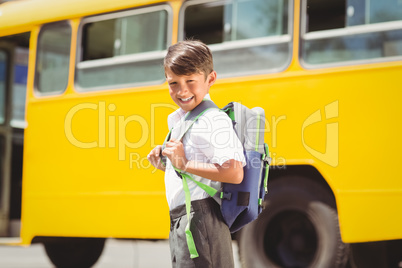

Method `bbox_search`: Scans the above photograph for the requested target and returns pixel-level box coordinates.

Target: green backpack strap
[175,167,218,259]
[179,100,218,140]
[166,100,219,259]
[262,143,271,193]
[161,100,218,166]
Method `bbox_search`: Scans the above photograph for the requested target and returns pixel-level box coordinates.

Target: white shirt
[164,95,246,210]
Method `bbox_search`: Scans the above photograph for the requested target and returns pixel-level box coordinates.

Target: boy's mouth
[179,96,194,103]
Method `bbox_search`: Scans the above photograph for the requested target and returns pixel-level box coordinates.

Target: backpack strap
[160,129,172,168]
[176,168,218,258]
[262,143,271,194]
[162,99,220,259]
[184,99,218,122]
[160,100,218,167]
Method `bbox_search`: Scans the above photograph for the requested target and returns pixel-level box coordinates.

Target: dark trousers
[169,198,234,268]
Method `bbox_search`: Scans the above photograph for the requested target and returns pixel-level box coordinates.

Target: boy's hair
[164,40,214,79]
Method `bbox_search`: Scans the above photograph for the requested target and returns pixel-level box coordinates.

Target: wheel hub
[264,210,318,268]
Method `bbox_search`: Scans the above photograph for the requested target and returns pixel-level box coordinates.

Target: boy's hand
[147,145,166,172]
[159,139,244,184]
[162,138,188,171]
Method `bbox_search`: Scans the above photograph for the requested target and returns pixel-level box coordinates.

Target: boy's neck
[203,93,211,101]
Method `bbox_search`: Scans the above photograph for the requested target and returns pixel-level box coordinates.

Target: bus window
[301,0,402,66]
[181,0,292,77]
[11,47,29,129]
[0,51,6,124]
[35,22,71,94]
[76,6,170,90]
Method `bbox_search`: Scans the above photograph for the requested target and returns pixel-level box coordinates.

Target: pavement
[0,238,242,268]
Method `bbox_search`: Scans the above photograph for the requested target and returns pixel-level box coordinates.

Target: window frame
[75,4,173,92]
[0,48,9,125]
[178,0,294,78]
[34,21,72,96]
[299,0,402,69]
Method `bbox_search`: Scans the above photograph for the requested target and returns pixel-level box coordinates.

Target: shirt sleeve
[188,109,246,167]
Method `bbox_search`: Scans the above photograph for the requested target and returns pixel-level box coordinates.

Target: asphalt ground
[0,238,242,268]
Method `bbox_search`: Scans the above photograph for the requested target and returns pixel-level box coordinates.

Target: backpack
[161,100,270,259]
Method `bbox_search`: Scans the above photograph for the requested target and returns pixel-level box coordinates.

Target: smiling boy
[148,40,245,267]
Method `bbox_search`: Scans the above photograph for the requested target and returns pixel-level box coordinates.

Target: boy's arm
[162,139,243,184]
[184,159,244,184]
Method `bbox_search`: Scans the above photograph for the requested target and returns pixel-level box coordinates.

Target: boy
[147,40,245,268]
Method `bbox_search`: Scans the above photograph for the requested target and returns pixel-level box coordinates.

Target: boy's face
[166,69,217,112]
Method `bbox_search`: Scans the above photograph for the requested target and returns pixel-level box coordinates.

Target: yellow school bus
[0,0,401,267]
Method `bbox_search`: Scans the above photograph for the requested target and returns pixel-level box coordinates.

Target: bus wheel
[43,237,106,268]
[237,176,349,268]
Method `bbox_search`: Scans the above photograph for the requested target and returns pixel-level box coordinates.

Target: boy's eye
[169,82,177,86]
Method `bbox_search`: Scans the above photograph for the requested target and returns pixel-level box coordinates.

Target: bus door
[0,33,29,238]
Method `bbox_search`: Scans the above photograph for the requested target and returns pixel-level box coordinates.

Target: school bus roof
[0,0,168,36]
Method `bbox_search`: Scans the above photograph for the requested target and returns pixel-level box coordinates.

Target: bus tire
[237,176,349,268]
[43,237,106,268]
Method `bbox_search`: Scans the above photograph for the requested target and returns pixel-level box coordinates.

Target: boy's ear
[208,71,217,86]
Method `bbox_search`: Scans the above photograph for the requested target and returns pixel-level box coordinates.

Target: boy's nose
[177,84,188,94]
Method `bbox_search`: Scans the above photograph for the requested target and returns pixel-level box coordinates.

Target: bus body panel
[21,58,402,244]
